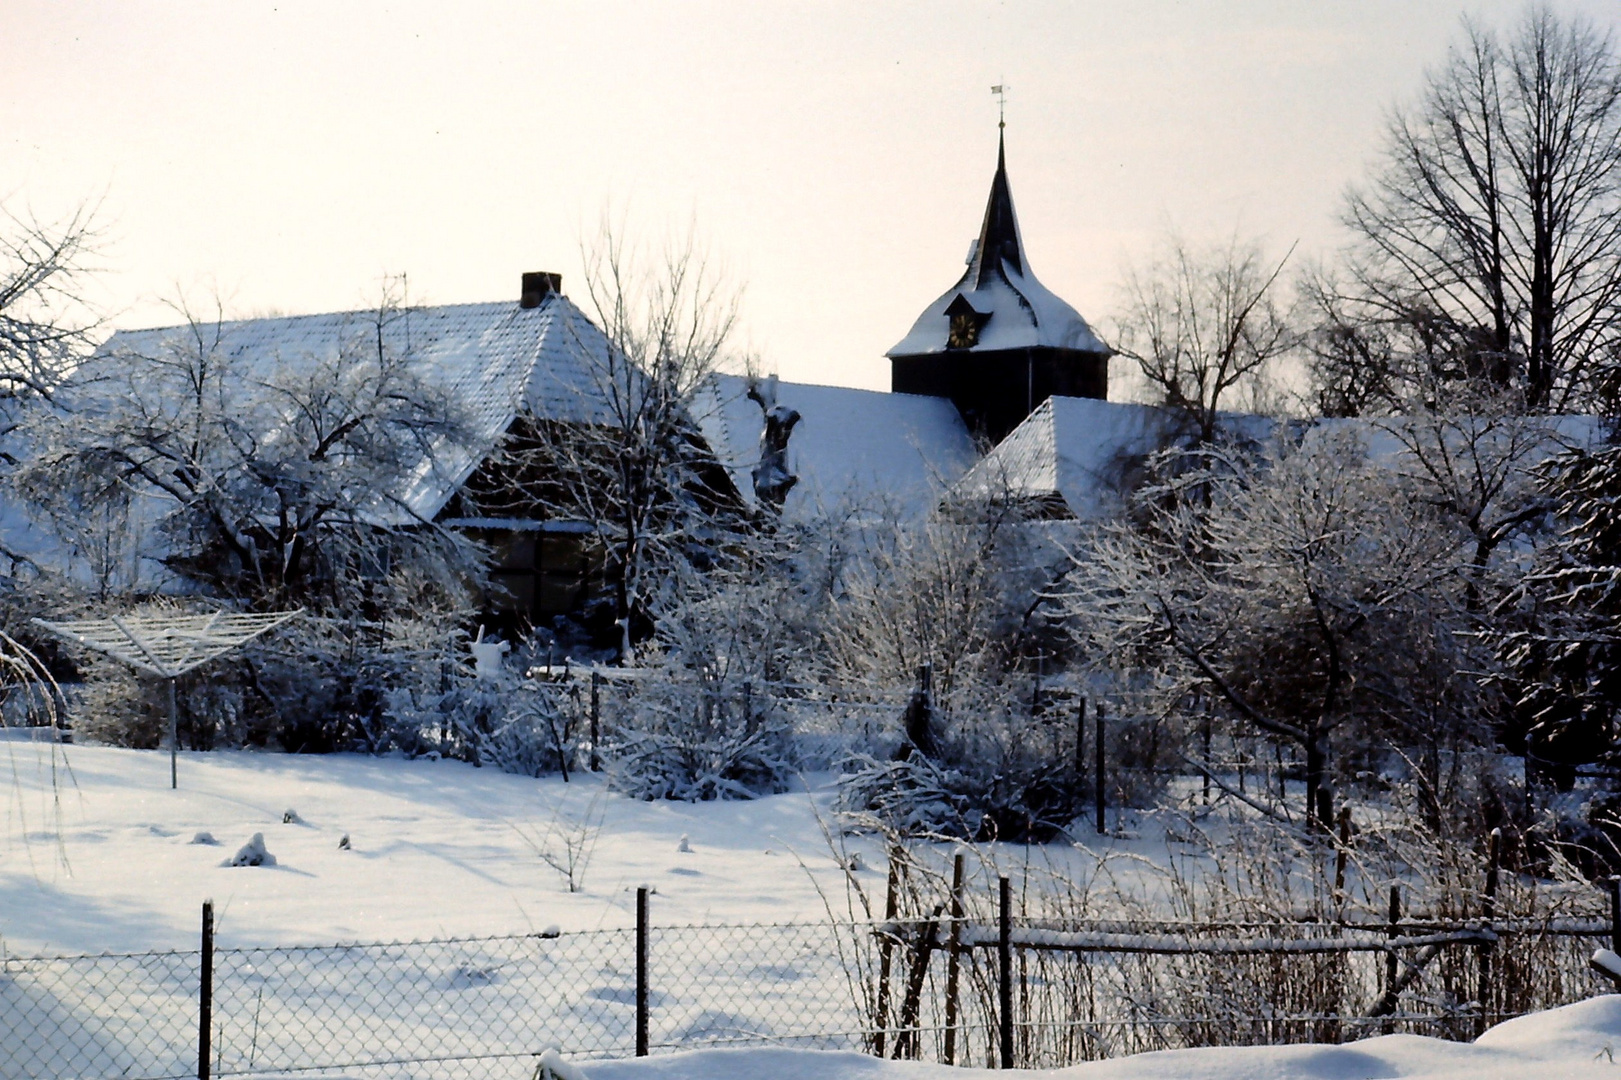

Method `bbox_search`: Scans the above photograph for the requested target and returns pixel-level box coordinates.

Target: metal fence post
[1201,711,1212,805]
[590,672,602,772]
[1476,828,1500,1036]
[1094,703,1106,835]
[999,875,1013,1069]
[943,852,966,1065]
[1074,697,1086,799]
[199,899,213,1080]
[169,677,179,790]
[636,886,649,1056]
[1383,884,1400,1036]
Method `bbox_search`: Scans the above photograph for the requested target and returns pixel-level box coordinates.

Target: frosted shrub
[608,673,794,800]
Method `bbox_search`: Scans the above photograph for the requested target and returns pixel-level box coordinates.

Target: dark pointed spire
[970,130,1024,288]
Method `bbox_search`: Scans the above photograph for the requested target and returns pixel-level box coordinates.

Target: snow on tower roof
[887,133,1108,359]
[691,374,977,522]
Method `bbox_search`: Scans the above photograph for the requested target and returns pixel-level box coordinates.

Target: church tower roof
[886,133,1107,360]
[969,132,1024,287]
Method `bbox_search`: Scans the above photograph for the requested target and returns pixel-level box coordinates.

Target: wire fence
[1,921,873,1080]
[6,900,1616,1080]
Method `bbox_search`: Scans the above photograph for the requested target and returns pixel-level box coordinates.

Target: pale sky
[6,1,1620,391]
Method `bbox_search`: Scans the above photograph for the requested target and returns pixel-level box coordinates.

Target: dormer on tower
[887,132,1110,444]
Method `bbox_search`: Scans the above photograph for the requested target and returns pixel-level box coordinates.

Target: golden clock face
[949,311,980,349]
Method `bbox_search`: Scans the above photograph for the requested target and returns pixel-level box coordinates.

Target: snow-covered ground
[584,995,1621,1079]
[0,733,885,955]
[8,733,1621,1080]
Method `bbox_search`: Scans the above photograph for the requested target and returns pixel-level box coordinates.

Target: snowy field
[0,732,894,955]
[7,732,1621,1080]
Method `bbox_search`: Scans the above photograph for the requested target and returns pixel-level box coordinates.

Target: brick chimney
[520,272,562,309]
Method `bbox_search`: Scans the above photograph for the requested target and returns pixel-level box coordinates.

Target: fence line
[6,883,1617,1080]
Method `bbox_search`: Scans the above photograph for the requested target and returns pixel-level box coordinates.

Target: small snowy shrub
[834,753,979,837]
[606,545,811,801]
[608,676,794,800]
[438,670,580,776]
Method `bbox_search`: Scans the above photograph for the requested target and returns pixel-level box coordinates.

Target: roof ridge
[105,299,521,340]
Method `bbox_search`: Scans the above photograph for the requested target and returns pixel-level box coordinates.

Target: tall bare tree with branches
[0,203,99,413]
[1338,5,1621,413]
[1113,233,1297,444]
[484,225,742,660]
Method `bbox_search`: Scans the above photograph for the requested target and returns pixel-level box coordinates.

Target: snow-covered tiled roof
[85,296,613,526]
[960,397,1611,522]
[691,374,978,521]
[954,397,1189,519]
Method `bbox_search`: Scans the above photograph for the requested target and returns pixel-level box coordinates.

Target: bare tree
[1113,233,1297,443]
[484,224,742,660]
[0,203,100,421]
[1372,383,1574,612]
[1063,433,1468,832]
[20,283,480,611]
[1341,5,1621,412]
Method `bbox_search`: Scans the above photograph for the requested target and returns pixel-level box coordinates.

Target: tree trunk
[1305,735,1332,835]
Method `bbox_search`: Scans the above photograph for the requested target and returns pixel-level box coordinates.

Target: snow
[81,295,614,531]
[954,397,1184,518]
[0,734,874,955]
[691,374,977,521]
[7,735,1621,1080]
[580,996,1621,1080]
[887,272,1108,359]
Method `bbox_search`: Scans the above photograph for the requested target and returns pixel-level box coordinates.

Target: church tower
[887,132,1110,443]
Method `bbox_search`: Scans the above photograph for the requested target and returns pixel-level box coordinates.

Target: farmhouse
[12,134,1146,634]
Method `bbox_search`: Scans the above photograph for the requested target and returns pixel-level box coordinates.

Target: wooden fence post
[895,906,942,1059]
[1610,875,1621,955]
[636,886,649,1056]
[1201,711,1212,806]
[198,900,213,1080]
[1333,806,1351,903]
[1383,885,1401,1036]
[589,672,602,772]
[1476,828,1500,1037]
[999,876,1013,1069]
[1094,704,1106,836]
[1074,698,1087,797]
[873,847,901,1058]
[943,852,966,1065]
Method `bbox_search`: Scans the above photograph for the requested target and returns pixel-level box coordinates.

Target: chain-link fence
[0,919,879,1080]
[6,901,1616,1080]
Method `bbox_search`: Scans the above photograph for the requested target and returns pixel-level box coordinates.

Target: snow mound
[581,996,1621,1080]
[225,832,277,868]
[189,831,218,845]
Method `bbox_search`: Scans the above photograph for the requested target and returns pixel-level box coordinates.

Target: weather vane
[991,83,1009,129]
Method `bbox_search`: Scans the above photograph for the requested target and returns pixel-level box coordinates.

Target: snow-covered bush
[605,546,809,800]
[814,495,1112,838]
